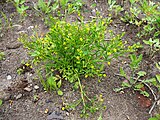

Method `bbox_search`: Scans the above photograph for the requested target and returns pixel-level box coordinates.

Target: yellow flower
[113,48,117,52]
[109,14,112,17]
[102,21,105,25]
[63,42,66,45]
[76,56,80,60]
[100,98,104,102]
[91,65,94,69]
[98,79,101,83]
[110,20,113,23]
[100,94,103,98]
[25,63,30,67]
[62,107,65,111]
[85,75,88,78]
[80,38,83,41]
[107,52,111,56]
[107,62,111,65]
[68,33,72,36]
[103,74,106,77]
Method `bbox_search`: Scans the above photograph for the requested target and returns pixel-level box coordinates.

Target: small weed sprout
[115,54,160,98]
[14,0,29,16]
[0,51,5,61]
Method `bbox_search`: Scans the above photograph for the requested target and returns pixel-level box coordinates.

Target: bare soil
[0,1,159,120]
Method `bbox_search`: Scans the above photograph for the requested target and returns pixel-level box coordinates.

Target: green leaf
[47,76,58,90]
[143,78,156,83]
[156,74,160,83]
[97,113,102,120]
[73,82,79,90]
[134,83,144,89]
[31,51,40,57]
[137,71,146,77]
[149,117,159,120]
[143,40,153,45]
[156,62,160,70]
[120,67,126,78]
[113,87,124,92]
[57,90,63,96]
[140,91,149,97]
[0,99,2,106]
[19,0,26,4]
[122,81,131,88]
[57,80,62,88]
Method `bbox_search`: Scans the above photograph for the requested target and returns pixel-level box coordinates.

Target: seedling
[14,0,29,16]
[0,99,2,106]
[143,38,160,56]
[115,55,160,98]
[108,0,124,16]
[0,51,5,61]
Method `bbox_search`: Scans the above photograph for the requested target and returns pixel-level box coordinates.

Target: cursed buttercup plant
[20,17,138,114]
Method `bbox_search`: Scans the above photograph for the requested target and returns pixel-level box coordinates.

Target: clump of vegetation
[1,0,158,118]
[120,0,160,56]
[19,16,139,114]
[115,54,160,97]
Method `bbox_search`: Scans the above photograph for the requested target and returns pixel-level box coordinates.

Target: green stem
[77,77,86,108]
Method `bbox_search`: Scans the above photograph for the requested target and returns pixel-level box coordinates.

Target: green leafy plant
[143,38,160,56]
[115,54,160,97]
[108,0,124,16]
[20,17,139,115]
[149,114,160,120]
[120,0,160,56]
[34,0,58,14]
[115,54,143,93]
[14,0,29,16]
[1,11,12,29]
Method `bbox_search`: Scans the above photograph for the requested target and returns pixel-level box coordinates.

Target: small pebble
[34,85,39,90]
[16,94,22,100]
[66,112,69,116]
[157,99,160,105]
[24,87,32,92]
[45,109,49,114]
[27,26,34,30]
[7,75,12,80]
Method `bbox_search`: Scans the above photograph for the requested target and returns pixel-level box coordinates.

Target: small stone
[27,26,34,30]
[7,75,12,80]
[24,87,32,92]
[47,111,64,120]
[66,112,69,116]
[34,85,39,90]
[16,94,22,100]
[6,42,22,49]
[12,24,23,30]
[0,91,10,100]
[157,99,160,105]
[45,109,49,114]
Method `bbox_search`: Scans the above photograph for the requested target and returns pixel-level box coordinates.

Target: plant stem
[77,77,86,109]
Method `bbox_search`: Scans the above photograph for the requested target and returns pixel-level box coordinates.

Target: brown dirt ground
[0,0,159,120]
